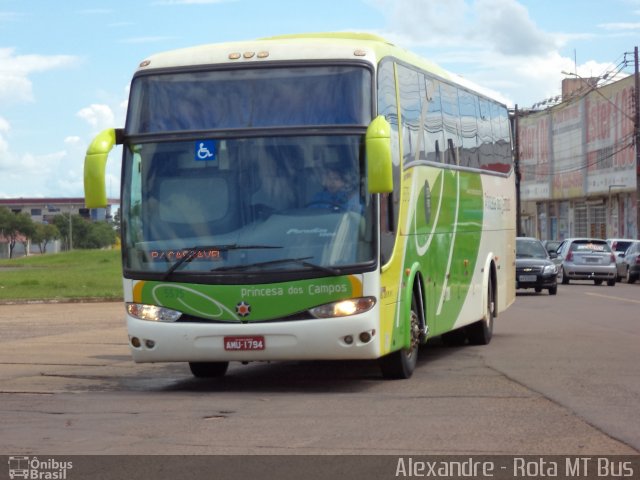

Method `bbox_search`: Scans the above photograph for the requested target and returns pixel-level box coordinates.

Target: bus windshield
[126,65,371,133]
[121,135,375,277]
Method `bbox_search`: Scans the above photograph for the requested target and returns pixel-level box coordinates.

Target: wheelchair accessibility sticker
[195,140,217,162]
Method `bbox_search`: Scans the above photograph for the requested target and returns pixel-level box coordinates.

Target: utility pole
[635,46,639,239]
[513,105,522,237]
[68,210,73,251]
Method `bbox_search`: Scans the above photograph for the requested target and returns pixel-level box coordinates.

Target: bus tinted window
[458,89,480,168]
[440,83,461,166]
[127,66,372,133]
[487,102,512,173]
[377,60,401,263]
[477,97,494,168]
[424,77,444,163]
[397,64,423,164]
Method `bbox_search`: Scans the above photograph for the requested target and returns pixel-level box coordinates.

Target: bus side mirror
[365,115,393,193]
[84,128,122,208]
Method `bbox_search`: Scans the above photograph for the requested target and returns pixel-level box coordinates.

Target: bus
[84,32,515,379]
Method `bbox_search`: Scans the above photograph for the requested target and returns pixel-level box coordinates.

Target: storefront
[518,74,638,241]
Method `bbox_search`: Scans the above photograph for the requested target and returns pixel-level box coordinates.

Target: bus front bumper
[126,314,382,363]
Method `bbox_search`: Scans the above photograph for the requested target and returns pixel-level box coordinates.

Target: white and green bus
[85,32,515,379]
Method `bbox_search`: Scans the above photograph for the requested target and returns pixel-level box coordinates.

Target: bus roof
[136,32,449,77]
[135,32,505,106]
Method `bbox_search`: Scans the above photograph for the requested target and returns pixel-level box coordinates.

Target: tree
[0,209,35,258]
[0,206,11,256]
[52,213,116,250]
[17,214,36,255]
[53,213,84,250]
[112,208,121,238]
[32,223,60,254]
[84,221,117,249]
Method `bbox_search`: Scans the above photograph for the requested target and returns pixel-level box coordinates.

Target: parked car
[516,237,558,295]
[541,240,562,256]
[606,238,637,257]
[619,241,640,284]
[555,238,617,286]
[612,240,640,281]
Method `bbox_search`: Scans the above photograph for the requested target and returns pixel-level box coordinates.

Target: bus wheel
[379,294,420,379]
[466,280,494,345]
[189,361,229,378]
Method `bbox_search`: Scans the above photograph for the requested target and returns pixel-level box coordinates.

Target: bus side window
[379,192,395,264]
[377,59,400,264]
[424,77,444,164]
[441,83,461,166]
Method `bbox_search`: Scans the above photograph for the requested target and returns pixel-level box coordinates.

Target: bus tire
[379,293,420,379]
[466,280,494,345]
[189,361,229,378]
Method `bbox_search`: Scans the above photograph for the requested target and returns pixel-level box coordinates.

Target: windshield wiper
[162,244,282,280]
[211,256,340,276]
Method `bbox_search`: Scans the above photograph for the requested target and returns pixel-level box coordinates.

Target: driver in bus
[309,162,361,213]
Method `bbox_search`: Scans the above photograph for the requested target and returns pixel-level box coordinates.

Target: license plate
[224,336,265,351]
[519,275,537,282]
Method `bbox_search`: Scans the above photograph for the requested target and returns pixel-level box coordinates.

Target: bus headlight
[309,297,376,318]
[126,303,182,322]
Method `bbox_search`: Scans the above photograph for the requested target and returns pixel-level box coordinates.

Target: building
[516,72,639,241]
[0,197,118,257]
[0,197,118,223]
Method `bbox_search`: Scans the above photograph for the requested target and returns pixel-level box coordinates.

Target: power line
[527,50,635,114]
[519,132,635,176]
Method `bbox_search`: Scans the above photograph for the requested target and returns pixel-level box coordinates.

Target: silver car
[607,238,640,281]
[555,238,617,286]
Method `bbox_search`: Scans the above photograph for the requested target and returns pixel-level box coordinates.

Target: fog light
[344,335,354,345]
[144,339,156,349]
[359,331,372,343]
[130,337,141,348]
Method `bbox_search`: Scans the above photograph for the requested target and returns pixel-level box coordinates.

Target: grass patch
[0,249,123,302]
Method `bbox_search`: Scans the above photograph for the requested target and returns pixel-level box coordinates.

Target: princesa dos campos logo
[8,456,73,479]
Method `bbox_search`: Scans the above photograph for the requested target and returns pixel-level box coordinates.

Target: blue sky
[1,0,639,199]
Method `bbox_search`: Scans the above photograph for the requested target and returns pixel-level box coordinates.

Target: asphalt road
[0,282,638,456]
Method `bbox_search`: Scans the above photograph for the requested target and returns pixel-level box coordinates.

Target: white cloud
[368,0,608,107]
[0,116,9,132]
[0,116,11,166]
[371,0,557,55]
[0,47,79,103]
[0,148,69,197]
[472,0,558,56]
[598,22,640,31]
[77,104,115,129]
[64,136,81,146]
